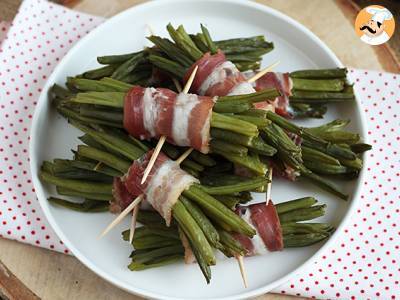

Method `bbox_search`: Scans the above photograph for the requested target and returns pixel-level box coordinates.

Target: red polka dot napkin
[0,0,103,253]
[274,69,400,299]
[0,0,399,298]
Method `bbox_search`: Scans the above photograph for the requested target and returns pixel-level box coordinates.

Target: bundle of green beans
[264,111,371,199]
[122,196,333,272]
[39,120,280,282]
[77,25,273,87]
[51,80,279,175]
[144,24,354,116]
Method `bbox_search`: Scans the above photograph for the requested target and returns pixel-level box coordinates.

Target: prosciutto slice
[249,201,283,251]
[255,72,293,118]
[184,51,255,97]
[110,177,134,214]
[123,86,215,153]
[123,150,198,226]
[234,201,283,255]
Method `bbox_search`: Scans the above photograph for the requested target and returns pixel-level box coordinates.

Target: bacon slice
[255,72,293,118]
[183,51,226,94]
[233,201,283,255]
[110,177,133,213]
[123,86,214,153]
[123,150,198,225]
[249,201,283,251]
[110,177,152,213]
[184,51,255,97]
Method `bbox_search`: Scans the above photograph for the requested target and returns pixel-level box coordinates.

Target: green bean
[283,233,329,247]
[307,119,350,133]
[181,166,200,178]
[147,36,193,67]
[212,102,252,113]
[67,77,132,92]
[148,55,186,78]
[275,197,318,214]
[57,106,123,128]
[213,195,241,209]
[188,151,216,167]
[200,24,218,54]
[235,61,261,72]
[310,130,360,144]
[54,158,122,177]
[71,91,125,108]
[121,71,152,85]
[281,223,334,235]
[51,162,112,182]
[218,88,280,104]
[186,233,212,283]
[290,91,355,103]
[210,139,248,156]
[218,230,247,256]
[111,52,144,81]
[71,121,145,161]
[279,205,326,223]
[180,196,221,248]
[199,177,268,195]
[133,236,181,250]
[300,166,349,200]
[40,171,113,195]
[183,186,256,237]
[77,145,131,173]
[128,254,183,271]
[350,143,372,154]
[173,200,216,266]
[301,146,340,165]
[83,65,117,80]
[131,245,184,264]
[290,68,347,79]
[238,108,268,118]
[266,111,326,146]
[339,157,363,170]
[190,33,209,53]
[249,136,277,156]
[97,52,137,65]
[301,139,356,161]
[79,106,124,124]
[211,128,253,146]
[211,112,258,137]
[291,78,344,92]
[303,160,349,175]
[123,227,180,241]
[48,197,109,212]
[56,187,112,201]
[290,103,327,119]
[136,211,165,226]
[51,84,73,100]
[213,149,267,175]
[181,159,204,173]
[231,115,271,128]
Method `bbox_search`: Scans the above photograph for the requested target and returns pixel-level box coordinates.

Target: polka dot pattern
[1,1,399,298]
[0,0,103,253]
[275,69,400,299]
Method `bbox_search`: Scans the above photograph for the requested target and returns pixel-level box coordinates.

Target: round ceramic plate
[30,0,367,299]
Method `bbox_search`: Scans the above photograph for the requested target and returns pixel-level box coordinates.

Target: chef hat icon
[366,7,393,24]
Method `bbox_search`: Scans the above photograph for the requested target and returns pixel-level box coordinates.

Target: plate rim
[29,0,369,299]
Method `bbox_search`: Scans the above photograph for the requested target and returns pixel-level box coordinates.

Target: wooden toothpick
[129,205,140,244]
[99,194,143,238]
[235,255,248,288]
[247,61,280,83]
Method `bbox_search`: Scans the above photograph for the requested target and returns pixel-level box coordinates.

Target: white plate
[30,0,368,299]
